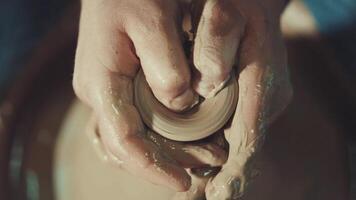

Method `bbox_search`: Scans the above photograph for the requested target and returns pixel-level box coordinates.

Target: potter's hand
[72,0,225,191]
[196,0,292,199]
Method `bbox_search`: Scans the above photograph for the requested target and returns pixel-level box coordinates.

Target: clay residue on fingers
[193,72,232,98]
[172,168,217,200]
[147,131,227,168]
[205,73,231,98]
[205,165,245,200]
[86,114,125,166]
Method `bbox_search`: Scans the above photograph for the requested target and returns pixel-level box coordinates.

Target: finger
[92,67,191,191]
[205,13,290,199]
[125,3,198,112]
[172,169,211,200]
[147,131,227,168]
[85,114,124,166]
[192,0,245,98]
[74,29,191,191]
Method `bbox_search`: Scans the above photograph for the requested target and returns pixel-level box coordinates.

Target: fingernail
[199,74,231,98]
[169,89,199,112]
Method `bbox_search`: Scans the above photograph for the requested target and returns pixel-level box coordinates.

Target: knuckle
[150,12,171,27]
[132,1,177,33]
[205,1,235,22]
[204,1,244,35]
[155,75,190,99]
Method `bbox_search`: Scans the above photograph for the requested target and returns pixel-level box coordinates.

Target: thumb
[204,136,264,200]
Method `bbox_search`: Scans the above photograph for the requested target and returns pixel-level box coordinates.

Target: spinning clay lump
[134,70,239,142]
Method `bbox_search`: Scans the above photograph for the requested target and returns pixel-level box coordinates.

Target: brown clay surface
[134,70,238,142]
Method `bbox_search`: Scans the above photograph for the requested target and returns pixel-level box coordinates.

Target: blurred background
[0,0,355,199]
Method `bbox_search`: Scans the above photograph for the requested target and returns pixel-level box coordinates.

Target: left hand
[176,0,292,199]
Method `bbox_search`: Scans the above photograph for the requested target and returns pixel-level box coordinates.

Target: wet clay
[134,70,239,141]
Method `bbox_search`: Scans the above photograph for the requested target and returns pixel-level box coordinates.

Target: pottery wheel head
[134,70,238,142]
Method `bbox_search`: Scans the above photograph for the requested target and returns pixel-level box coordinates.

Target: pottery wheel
[134,70,238,142]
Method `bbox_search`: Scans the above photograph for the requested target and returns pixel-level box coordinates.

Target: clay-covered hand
[190,0,292,199]
[73,0,292,198]
[73,0,223,191]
